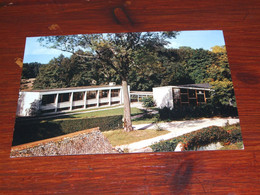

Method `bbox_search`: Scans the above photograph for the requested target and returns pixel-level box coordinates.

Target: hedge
[12,115,123,146]
[151,125,242,152]
[158,104,238,121]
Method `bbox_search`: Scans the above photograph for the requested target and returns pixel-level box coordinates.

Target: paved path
[116,117,240,153]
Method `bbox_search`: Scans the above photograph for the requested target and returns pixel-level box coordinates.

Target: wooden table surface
[0,0,260,194]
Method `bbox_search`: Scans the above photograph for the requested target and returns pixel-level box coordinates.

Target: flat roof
[130,91,153,95]
[153,83,212,90]
[178,83,211,89]
[22,85,122,93]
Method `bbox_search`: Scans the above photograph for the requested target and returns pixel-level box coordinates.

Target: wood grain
[0,0,260,194]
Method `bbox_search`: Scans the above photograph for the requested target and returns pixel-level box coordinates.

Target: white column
[69,92,74,111]
[120,88,123,104]
[97,90,100,107]
[84,91,87,109]
[109,89,111,106]
[55,93,59,112]
[128,85,131,100]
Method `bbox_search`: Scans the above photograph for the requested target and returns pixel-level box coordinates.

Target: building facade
[16,85,129,116]
[153,84,212,109]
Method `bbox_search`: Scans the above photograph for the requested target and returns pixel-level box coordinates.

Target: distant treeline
[21,62,44,79]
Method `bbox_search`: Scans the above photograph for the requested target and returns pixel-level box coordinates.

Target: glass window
[58,93,70,103]
[41,94,56,105]
[181,94,188,102]
[189,90,196,97]
[99,90,108,98]
[197,90,204,95]
[180,88,188,93]
[87,91,97,99]
[197,94,205,102]
[73,92,84,101]
[111,89,120,97]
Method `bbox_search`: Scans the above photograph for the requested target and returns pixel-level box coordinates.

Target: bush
[141,97,155,108]
[57,115,122,133]
[151,126,231,152]
[157,103,238,121]
[226,125,243,143]
[12,115,123,146]
[158,105,215,121]
[151,137,182,152]
[182,126,230,150]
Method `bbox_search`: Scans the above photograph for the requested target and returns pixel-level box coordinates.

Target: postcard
[11,30,244,157]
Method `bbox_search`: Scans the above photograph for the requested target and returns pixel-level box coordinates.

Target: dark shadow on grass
[12,119,63,146]
[133,123,155,130]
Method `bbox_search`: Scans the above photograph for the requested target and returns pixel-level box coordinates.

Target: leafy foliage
[158,103,238,121]
[151,124,242,152]
[141,96,155,108]
[21,62,43,79]
[33,53,100,89]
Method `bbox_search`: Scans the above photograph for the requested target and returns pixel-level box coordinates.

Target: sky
[23,30,225,64]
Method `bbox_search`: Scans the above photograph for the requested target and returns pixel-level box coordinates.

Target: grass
[69,104,123,113]
[220,141,244,150]
[50,107,144,121]
[103,129,170,147]
[132,113,158,125]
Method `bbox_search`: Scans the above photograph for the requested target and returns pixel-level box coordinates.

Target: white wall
[153,86,173,109]
[16,92,41,117]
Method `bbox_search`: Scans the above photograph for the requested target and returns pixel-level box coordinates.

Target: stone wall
[10,127,116,157]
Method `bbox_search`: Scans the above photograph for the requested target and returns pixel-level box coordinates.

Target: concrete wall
[16,91,41,117]
[153,86,173,109]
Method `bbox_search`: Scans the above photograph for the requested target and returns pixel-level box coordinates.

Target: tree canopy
[21,62,43,79]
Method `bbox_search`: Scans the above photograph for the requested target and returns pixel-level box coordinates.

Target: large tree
[39,32,178,131]
[206,46,236,107]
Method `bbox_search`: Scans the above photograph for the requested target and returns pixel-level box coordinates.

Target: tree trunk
[122,80,133,132]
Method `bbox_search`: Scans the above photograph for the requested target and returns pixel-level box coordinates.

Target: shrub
[227,126,243,143]
[158,104,215,121]
[182,126,230,150]
[57,115,122,133]
[12,115,123,146]
[141,96,155,108]
[157,103,238,121]
[151,137,182,152]
[151,126,230,152]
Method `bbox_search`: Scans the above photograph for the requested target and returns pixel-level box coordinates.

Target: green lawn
[69,104,122,113]
[103,129,169,147]
[50,107,144,121]
[132,114,158,125]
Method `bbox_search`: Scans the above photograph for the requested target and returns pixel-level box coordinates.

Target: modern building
[153,84,212,109]
[16,85,129,116]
